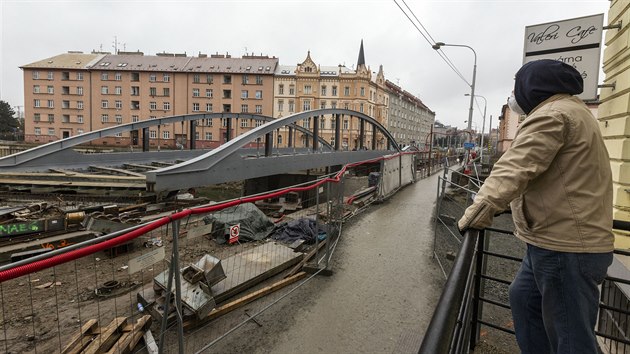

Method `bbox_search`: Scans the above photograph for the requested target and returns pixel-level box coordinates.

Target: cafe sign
[523,14,604,101]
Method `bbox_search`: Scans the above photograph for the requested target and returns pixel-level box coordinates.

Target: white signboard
[127,246,165,275]
[523,14,604,101]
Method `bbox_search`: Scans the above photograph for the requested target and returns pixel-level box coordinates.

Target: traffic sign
[228,224,240,244]
[464,142,475,149]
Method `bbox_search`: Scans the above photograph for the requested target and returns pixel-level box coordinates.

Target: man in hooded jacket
[458,59,614,353]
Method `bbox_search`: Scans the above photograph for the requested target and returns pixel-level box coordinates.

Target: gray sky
[0,0,610,131]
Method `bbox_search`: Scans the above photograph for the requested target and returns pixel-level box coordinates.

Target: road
[207,171,445,354]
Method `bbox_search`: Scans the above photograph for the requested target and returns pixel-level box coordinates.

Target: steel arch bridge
[0,109,400,192]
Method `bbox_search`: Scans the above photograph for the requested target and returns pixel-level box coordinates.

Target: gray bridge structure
[0,109,400,193]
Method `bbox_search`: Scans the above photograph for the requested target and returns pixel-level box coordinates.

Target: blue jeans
[508,244,612,354]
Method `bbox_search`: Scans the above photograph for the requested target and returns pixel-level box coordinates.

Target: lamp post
[432,42,477,171]
[465,93,487,161]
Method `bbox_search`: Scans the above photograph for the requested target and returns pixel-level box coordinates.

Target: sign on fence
[128,246,165,275]
[228,224,240,244]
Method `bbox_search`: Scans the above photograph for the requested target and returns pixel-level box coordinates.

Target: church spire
[357,39,365,69]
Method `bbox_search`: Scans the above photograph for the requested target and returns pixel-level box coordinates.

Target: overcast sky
[0,0,610,131]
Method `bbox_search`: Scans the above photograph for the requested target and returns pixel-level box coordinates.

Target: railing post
[470,229,486,351]
[189,120,196,150]
[158,219,185,354]
[359,119,365,150]
[265,132,273,157]
[335,114,341,151]
[371,123,377,150]
[313,115,319,152]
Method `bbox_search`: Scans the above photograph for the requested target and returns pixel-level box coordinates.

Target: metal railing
[422,165,630,353]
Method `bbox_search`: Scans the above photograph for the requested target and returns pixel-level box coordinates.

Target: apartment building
[273,43,390,150]
[21,51,278,148]
[385,80,435,148]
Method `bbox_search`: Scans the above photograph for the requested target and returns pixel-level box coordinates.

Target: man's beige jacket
[458,94,614,253]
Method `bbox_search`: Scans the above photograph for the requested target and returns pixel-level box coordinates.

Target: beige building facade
[21,52,278,148]
[600,0,630,248]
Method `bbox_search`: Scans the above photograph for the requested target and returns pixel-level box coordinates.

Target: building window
[33,71,40,80]
[34,127,41,135]
[320,118,325,130]
[77,129,84,134]
[223,75,231,84]
[332,86,338,96]
[101,72,108,80]
[206,103,213,112]
[101,86,108,94]
[360,103,364,113]
[131,72,139,81]
[255,105,262,114]
[48,114,54,122]
[205,132,212,140]
[344,86,350,96]
[115,100,123,109]
[192,88,200,97]
[277,135,283,144]
[115,114,122,124]
[101,114,109,123]
[149,74,156,82]
[101,100,109,109]
[47,100,54,108]
[192,103,200,112]
[195,132,200,140]
[223,90,231,99]
[289,85,295,95]
[206,74,213,84]
[77,87,83,95]
[77,101,84,109]
[131,86,140,96]
[240,119,249,128]
[33,85,40,94]
[332,101,337,109]
[47,86,54,94]
[203,118,212,126]
[303,100,311,111]
[360,87,365,96]
[163,102,170,111]
[278,100,284,112]
[279,84,284,94]
[34,113,40,122]
[321,86,327,96]
[62,72,70,80]
[288,100,294,112]
[149,130,157,138]
[343,119,349,129]
[62,100,70,108]
[34,99,41,107]
[242,75,249,84]
[255,120,264,127]
[241,90,249,99]
[163,131,170,139]
[206,89,213,98]
[131,101,140,110]
[77,72,83,80]
[303,118,309,128]
[163,87,170,96]
[132,115,139,123]
[163,73,170,82]
[48,128,55,136]
[256,75,263,85]
[115,72,122,81]
[241,104,248,113]
[77,115,84,123]
[150,102,157,110]
[255,90,262,99]
[221,118,228,127]
[304,85,312,94]
[148,87,157,96]
[48,71,54,80]
[320,101,326,109]
[114,132,122,137]
[193,74,200,83]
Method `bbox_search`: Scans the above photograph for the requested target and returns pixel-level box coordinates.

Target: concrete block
[613,183,630,206]
[598,92,630,118]
[604,138,630,160]
[610,161,630,183]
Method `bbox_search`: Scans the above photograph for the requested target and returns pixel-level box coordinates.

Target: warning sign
[228,224,240,244]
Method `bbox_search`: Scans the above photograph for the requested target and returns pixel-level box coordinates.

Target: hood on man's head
[514,59,583,115]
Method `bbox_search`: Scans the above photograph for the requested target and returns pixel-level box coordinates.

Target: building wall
[600,0,630,248]
[386,81,435,148]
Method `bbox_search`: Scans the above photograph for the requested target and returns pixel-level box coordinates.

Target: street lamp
[465,93,487,161]
[432,42,477,171]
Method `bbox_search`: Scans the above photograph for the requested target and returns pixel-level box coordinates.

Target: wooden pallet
[61,315,152,354]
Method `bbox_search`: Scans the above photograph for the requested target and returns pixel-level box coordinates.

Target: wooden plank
[82,317,127,354]
[104,315,151,354]
[90,165,147,178]
[143,330,159,354]
[185,271,307,329]
[286,239,327,278]
[61,318,98,354]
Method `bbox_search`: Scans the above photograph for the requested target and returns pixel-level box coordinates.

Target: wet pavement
[212,172,445,354]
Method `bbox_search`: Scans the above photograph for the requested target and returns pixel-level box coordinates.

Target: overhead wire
[393,0,472,87]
